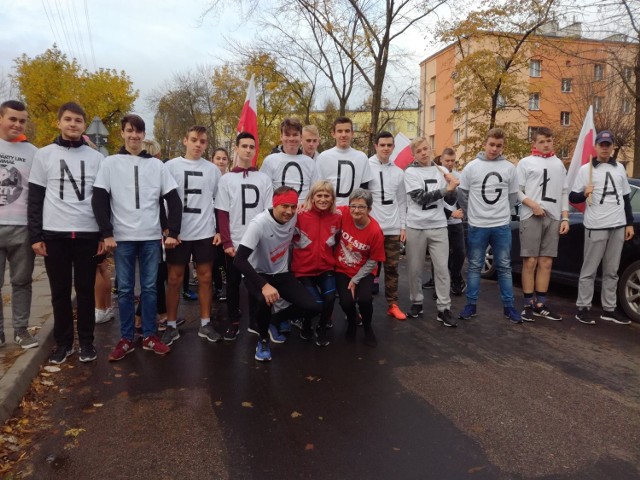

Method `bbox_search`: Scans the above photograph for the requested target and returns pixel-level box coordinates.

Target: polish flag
[391,132,414,170]
[237,74,259,167]
[566,106,596,212]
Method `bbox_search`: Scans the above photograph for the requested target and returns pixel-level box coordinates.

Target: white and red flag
[237,74,259,167]
[390,132,414,170]
[566,106,596,211]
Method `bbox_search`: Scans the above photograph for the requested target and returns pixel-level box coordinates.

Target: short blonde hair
[142,139,161,157]
[304,180,336,213]
[302,125,319,136]
[410,137,429,155]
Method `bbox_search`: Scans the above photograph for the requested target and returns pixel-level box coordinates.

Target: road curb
[0,318,55,425]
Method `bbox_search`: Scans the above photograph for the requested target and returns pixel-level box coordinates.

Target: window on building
[623,66,633,82]
[387,122,396,133]
[429,105,436,122]
[429,135,435,149]
[593,96,603,113]
[352,123,359,131]
[529,60,542,77]
[623,97,633,114]
[560,111,571,126]
[527,126,540,142]
[224,125,231,135]
[453,97,461,112]
[594,64,604,81]
[454,129,460,145]
[528,93,540,111]
[496,94,506,109]
[561,78,572,93]
[558,145,569,158]
[429,76,436,93]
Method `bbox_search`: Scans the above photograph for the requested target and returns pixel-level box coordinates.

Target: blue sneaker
[458,304,477,320]
[279,320,292,334]
[268,324,286,343]
[255,340,272,361]
[504,306,522,324]
[182,290,198,301]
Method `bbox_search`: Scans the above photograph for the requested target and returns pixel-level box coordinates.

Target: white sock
[167,320,177,328]
[201,318,210,327]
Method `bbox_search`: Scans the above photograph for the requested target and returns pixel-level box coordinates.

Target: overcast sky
[0,0,435,132]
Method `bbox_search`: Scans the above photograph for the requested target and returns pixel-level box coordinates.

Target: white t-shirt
[166,157,220,241]
[572,161,630,229]
[316,146,374,206]
[367,155,406,235]
[29,143,103,232]
[260,152,317,203]
[0,139,37,226]
[517,155,567,221]
[240,210,296,275]
[215,170,273,249]
[404,164,449,229]
[93,154,177,241]
[459,157,518,228]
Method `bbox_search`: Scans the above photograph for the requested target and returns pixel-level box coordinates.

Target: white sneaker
[95,307,115,324]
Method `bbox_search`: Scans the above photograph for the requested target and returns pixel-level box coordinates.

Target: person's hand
[297,202,308,213]
[451,209,464,219]
[585,185,594,198]
[262,283,280,306]
[96,241,107,256]
[164,236,179,249]
[224,246,236,257]
[32,242,47,257]
[212,234,221,246]
[559,220,569,235]
[531,202,546,216]
[103,237,117,253]
[400,229,406,243]
[348,280,357,298]
[446,176,460,192]
[625,225,634,241]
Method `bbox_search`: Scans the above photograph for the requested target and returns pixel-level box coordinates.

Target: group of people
[0,98,634,365]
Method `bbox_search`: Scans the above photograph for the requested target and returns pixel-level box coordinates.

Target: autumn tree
[437,0,558,162]
[12,46,137,149]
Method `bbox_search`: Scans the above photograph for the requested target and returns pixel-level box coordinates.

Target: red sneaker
[142,335,170,355]
[108,338,135,361]
[387,304,407,321]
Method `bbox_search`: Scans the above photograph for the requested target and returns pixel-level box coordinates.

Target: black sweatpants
[44,237,98,347]
[244,272,322,340]
[335,272,374,327]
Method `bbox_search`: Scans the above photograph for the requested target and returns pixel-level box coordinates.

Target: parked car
[480,178,640,322]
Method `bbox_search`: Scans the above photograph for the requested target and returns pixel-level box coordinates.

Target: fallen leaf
[305,443,314,451]
[241,402,253,408]
[305,376,316,382]
[291,411,302,419]
[114,374,122,378]
[92,403,104,408]
[393,447,400,451]
[40,380,54,386]
[40,373,51,377]
[214,401,222,407]
[103,381,112,385]
[44,366,61,373]
[468,466,487,474]
[378,359,387,365]
[64,428,85,438]
[318,416,323,420]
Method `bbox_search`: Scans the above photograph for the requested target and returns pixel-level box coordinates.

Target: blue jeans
[114,240,161,340]
[466,225,514,308]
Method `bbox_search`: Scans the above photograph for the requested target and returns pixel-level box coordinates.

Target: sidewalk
[0,257,55,424]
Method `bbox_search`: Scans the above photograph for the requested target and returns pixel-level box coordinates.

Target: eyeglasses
[349,204,368,210]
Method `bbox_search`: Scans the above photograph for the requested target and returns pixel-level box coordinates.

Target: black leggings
[335,272,374,327]
[244,272,322,340]
[213,245,226,290]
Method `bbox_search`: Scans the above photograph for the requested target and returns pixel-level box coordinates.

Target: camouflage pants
[381,235,402,305]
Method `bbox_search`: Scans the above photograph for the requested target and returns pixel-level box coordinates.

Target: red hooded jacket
[291,207,342,277]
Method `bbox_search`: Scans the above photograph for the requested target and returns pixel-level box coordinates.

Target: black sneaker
[533,304,562,321]
[600,310,631,325]
[215,289,227,302]
[326,319,334,329]
[49,345,74,365]
[300,320,314,341]
[451,280,467,296]
[437,309,457,327]
[521,305,535,322]
[422,279,435,289]
[363,327,377,347]
[407,304,423,318]
[79,344,97,363]
[576,307,594,325]
[223,322,240,341]
[315,327,330,347]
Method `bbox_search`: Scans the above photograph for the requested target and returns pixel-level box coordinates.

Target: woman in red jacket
[291,180,342,347]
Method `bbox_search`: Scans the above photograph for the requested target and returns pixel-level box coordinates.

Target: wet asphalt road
[13,260,640,479]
